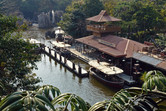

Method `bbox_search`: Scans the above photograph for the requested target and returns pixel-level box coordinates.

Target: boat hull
[90,68,124,88]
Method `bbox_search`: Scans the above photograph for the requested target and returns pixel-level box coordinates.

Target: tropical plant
[89,89,160,111]
[37,85,61,101]
[141,70,166,92]
[0,91,55,111]
[52,93,90,111]
[89,70,166,111]
[0,85,89,111]
[1,70,166,111]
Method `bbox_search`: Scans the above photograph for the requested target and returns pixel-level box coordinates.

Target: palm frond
[52,93,89,111]
[142,70,166,92]
[37,85,61,101]
[0,91,55,111]
[89,89,134,111]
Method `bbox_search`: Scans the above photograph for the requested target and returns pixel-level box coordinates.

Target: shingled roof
[76,35,148,58]
[86,10,121,22]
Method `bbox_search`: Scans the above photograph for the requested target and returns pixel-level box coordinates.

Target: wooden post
[48,47,51,55]
[59,54,62,62]
[73,62,75,70]
[78,65,82,75]
[64,57,67,64]
[43,46,45,51]
[54,50,56,58]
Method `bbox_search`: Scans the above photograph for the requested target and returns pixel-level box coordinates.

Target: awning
[89,60,123,75]
[133,52,162,66]
[52,41,71,48]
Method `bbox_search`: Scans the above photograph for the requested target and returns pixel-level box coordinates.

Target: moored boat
[89,67,124,88]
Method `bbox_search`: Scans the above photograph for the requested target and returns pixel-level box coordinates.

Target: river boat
[89,67,124,88]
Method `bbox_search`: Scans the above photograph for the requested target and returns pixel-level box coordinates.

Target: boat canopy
[52,41,71,48]
[89,60,123,75]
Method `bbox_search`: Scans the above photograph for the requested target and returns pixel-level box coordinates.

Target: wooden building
[75,10,166,77]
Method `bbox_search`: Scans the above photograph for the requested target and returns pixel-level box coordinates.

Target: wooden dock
[41,46,89,78]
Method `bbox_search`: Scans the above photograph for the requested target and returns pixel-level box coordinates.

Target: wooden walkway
[29,39,89,78]
[43,47,89,78]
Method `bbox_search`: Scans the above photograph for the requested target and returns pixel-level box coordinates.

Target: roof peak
[86,10,121,22]
[99,10,108,16]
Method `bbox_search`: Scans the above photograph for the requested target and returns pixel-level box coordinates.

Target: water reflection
[33,54,116,105]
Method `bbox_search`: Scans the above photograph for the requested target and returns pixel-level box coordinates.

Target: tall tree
[58,0,104,38]
[113,0,165,42]
[58,1,87,38]
[83,0,104,18]
[0,15,41,95]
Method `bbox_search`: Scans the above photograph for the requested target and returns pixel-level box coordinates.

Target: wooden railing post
[78,65,82,75]
[54,50,56,59]
[59,54,62,62]
[73,62,75,70]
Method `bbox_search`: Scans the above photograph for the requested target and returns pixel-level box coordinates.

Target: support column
[49,48,51,54]
[64,57,67,64]
[59,54,62,62]
[73,62,75,70]
[78,65,82,75]
[54,50,57,59]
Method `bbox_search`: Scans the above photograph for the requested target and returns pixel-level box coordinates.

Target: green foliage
[102,0,117,15]
[89,89,159,111]
[0,36,41,94]
[155,34,166,47]
[133,5,164,31]
[89,89,134,111]
[52,93,89,111]
[113,0,166,42]
[58,0,104,38]
[0,91,55,111]
[141,70,166,92]
[58,1,86,38]
[83,0,104,18]
[0,72,166,111]
[0,15,18,36]
[0,14,41,95]
[37,85,61,101]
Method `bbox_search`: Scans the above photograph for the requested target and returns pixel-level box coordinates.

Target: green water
[33,54,117,105]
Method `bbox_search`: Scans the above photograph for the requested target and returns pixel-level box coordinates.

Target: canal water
[26,24,117,105]
[33,54,118,105]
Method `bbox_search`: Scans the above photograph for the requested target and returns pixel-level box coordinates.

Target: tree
[58,1,87,38]
[133,5,164,32]
[0,15,18,36]
[113,0,166,42]
[102,0,117,15]
[0,14,41,95]
[83,0,104,18]
[58,0,104,38]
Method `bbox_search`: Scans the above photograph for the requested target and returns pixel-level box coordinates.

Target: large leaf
[37,85,61,101]
[0,91,55,111]
[52,93,89,111]
[142,70,166,92]
[89,89,134,111]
